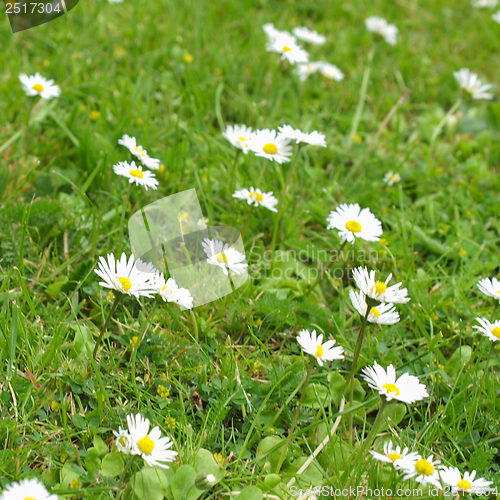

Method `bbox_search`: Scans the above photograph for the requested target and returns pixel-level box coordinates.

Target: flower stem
[346,398,388,484]
[240,205,254,239]
[431,97,462,146]
[93,293,122,360]
[275,362,312,473]
[229,149,241,204]
[344,306,370,444]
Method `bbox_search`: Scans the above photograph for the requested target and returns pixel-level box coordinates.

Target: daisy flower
[118,134,160,170]
[262,23,291,40]
[350,290,400,325]
[453,69,494,100]
[317,62,345,81]
[292,26,326,45]
[113,427,132,454]
[352,266,410,304]
[384,171,401,185]
[370,441,419,469]
[365,17,398,45]
[113,161,159,190]
[233,187,278,212]
[326,203,383,244]
[94,252,158,298]
[202,238,248,276]
[278,124,327,147]
[19,73,61,99]
[126,413,177,468]
[0,478,58,500]
[493,11,500,22]
[248,129,293,164]
[296,329,344,366]
[402,455,442,489]
[473,317,500,342]
[472,0,498,7]
[361,362,429,404]
[477,277,500,301]
[266,34,309,64]
[440,467,493,495]
[295,62,321,81]
[223,124,253,154]
[156,274,194,309]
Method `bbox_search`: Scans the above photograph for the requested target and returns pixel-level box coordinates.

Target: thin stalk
[93,294,122,360]
[275,362,312,473]
[117,455,137,500]
[347,398,388,484]
[430,98,462,146]
[229,149,241,205]
[270,163,287,258]
[344,306,371,444]
[240,205,254,239]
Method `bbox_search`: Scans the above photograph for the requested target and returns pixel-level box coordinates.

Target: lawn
[0,0,499,499]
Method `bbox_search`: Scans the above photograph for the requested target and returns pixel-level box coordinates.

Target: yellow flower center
[388,452,402,462]
[415,459,434,476]
[119,436,128,447]
[137,435,155,455]
[492,327,500,339]
[118,277,132,292]
[382,383,400,395]
[129,169,144,179]
[32,83,44,92]
[372,280,387,296]
[457,479,472,491]
[216,252,229,264]
[250,191,264,202]
[369,306,380,318]
[263,143,278,155]
[345,220,362,233]
[315,345,324,357]
[282,45,292,52]
[239,136,247,142]
[135,146,144,152]
[24,498,37,500]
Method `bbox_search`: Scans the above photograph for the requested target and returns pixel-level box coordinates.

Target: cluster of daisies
[223,122,326,164]
[94,238,249,310]
[112,134,161,190]
[370,440,493,494]
[94,252,194,308]
[263,22,344,82]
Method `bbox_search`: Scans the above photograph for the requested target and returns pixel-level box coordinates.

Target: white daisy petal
[440,466,493,495]
[477,277,500,301]
[473,317,500,342]
[113,161,159,190]
[454,69,494,100]
[401,455,442,489]
[202,238,248,276]
[361,362,429,404]
[296,329,344,366]
[292,26,326,45]
[233,187,278,212]
[365,17,398,45]
[223,124,253,154]
[327,203,383,244]
[248,129,293,164]
[19,72,61,99]
[352,266,410,304]
[0,478,58,500]
[125,413,178,468]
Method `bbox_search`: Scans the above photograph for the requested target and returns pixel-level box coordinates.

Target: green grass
[0,0,499,498]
